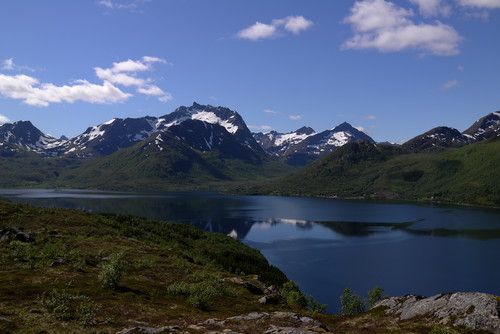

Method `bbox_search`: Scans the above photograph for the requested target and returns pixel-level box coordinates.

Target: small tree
[280,281,307,308]
[305,294,328,314]
[98,252,126,290]
[368,285,387,307]
[339,288,366,316]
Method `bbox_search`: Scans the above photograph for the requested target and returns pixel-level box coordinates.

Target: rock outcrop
[374,292,500,333]
[0,227,35,243]
[115,312,330,334]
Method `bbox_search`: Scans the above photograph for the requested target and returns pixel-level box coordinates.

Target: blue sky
[1,0,499,143]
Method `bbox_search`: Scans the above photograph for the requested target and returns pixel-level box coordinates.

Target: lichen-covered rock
[0,227,36,243]
[115,325,180,334]
[264,325,322,334]
[374,292,500,333]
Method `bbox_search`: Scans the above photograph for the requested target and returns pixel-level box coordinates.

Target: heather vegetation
[1,200,493,333]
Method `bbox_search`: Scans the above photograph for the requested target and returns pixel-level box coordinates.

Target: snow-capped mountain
[402,126,471,152]
[253,122,375,166]
[253,126,316,156]
[0,121,68,157]
[402,112,500,152]
[161,102,264,153]
[1,107,498,164]
[66,116,159,157]
[0,102,264,159]
[463,112,500,141]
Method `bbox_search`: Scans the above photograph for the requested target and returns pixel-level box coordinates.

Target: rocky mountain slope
[0,102,264,159]
[254,122,375,166]
[402,111,500,152]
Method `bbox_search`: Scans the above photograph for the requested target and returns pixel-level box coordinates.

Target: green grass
[268,138,500,207]
[0,200,294,333]
[0,200,493,333]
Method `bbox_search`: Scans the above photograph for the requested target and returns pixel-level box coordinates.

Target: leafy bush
[37,289,100,326]
[339,288,366,316]
[76,297,101,327]
[98,252,126,290]
[167,273,237,311]
[305,294,327,314]
[367,285,388,307]
[428,325,453,334]
[279,281,306,308]
[339,286,389,316]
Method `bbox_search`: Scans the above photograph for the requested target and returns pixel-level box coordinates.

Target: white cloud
[136,85,172,102]
[136,85,164,96]
[94,57,171,102]
[365,114,377,120]
[457,0,500,8]
[288,115,303,120]
[0,114,10,123]
[237,15,313,41]
[410,0,451,16]
[249,125,274,131]
[2,58,35,72]
[98,0,152,12]
[237,22,277,41]
[274,16,314,34]
[0,56,171,106]
[354,126,366,132]
[142,56,170,64]
[263,109,280,114]
[0,74,131,107]
[441,79,460,90]
[158,93,173,102]
[2,58,15,70]
[342,0,462,56]
[95,67,147,86]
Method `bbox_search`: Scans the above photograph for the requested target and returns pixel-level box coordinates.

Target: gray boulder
[374,292,500,333]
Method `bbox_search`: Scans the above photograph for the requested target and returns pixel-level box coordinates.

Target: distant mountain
[269,137,500,206]
[0,121,67,157]
[401,126,471,152]
[402,112,500,152]
[254,122,375,166]
[163,102,264,154]
[0,102,264,159]
[463,111,500,141]
[55,129,292,190]
[1,105,500,201]
[253,126,316,157]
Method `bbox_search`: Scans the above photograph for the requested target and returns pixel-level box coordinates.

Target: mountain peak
[295,126,315,135]
[463,111,500,141]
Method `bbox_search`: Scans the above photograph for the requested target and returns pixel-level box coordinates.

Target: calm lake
[1,188,500,312]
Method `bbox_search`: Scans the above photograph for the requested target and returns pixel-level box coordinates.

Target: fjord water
[2,189,500,312]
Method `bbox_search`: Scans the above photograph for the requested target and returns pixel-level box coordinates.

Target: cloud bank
[0,56,171,107]
[237,16,313,41]
[342,0,462,56]
[457,0,500,8]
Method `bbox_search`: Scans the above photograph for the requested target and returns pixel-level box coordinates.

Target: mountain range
[1,103,499,205]
[0,102,377,166]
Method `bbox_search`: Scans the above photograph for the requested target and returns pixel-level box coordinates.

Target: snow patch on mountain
[275,131,315,146]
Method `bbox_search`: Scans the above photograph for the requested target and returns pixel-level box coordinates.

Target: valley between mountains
[1,102,499,206]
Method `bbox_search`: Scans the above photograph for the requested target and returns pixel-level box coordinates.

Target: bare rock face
[374,292,500,333]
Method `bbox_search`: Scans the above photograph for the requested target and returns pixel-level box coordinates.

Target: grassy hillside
[0,200,295,333]
[268,137,500,207]
[0,152,84,188]
[0,132,296,191]
[51,132,295,191]
[1,201,493,334]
